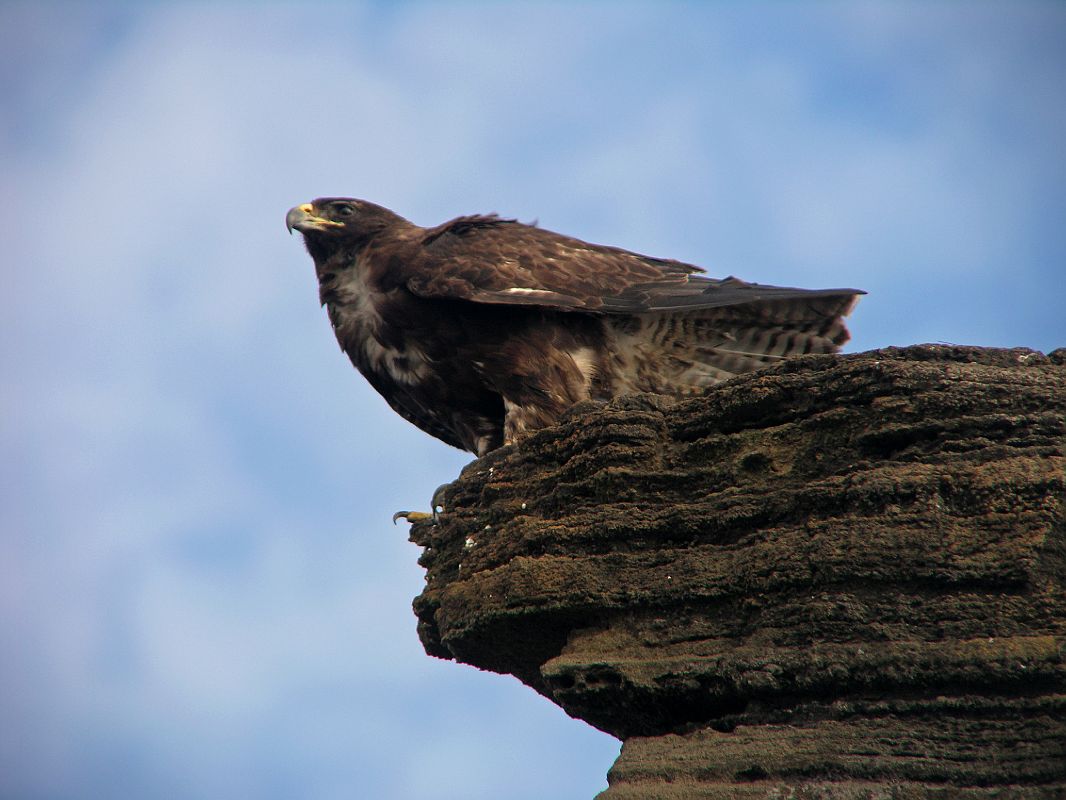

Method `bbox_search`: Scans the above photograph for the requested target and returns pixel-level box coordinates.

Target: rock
[409,345,1066,798]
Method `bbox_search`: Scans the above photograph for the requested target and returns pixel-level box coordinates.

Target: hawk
[287,198,862,457]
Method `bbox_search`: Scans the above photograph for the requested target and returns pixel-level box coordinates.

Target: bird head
[286,197,403,261]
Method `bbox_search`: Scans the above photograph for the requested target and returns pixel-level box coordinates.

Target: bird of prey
[287,198,862,458]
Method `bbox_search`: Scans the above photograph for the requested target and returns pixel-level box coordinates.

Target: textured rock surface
[409,345,1066,797]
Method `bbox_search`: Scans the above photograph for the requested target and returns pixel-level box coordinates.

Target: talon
[392,510,436,525]
[430,482,452,523]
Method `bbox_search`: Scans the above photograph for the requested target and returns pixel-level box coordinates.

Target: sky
[2,2,1064,799]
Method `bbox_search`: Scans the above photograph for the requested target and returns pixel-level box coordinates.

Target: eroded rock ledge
[409,345,1066,798]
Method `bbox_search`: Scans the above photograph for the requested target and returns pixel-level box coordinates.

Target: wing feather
[404,216,863,314]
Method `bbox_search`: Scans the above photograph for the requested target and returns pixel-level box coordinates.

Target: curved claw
[430,482,452,523]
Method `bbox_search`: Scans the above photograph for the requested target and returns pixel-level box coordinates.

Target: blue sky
[3,3,1064,799]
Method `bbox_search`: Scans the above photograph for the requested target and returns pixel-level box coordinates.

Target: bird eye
[333,203,355,218]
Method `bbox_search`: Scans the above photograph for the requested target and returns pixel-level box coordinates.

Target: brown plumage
[287,198,863,456]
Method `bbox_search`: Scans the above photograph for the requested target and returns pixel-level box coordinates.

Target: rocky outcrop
[409,345,1066,798]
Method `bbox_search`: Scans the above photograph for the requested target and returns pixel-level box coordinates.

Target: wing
[404,215,863,314]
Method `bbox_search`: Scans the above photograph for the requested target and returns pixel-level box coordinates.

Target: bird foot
[392,510,435,525]
[392,482,452,525]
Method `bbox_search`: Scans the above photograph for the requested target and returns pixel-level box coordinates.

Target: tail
[609,293,861,393]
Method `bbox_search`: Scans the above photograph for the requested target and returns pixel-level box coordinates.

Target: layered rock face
[410,346,1066,798]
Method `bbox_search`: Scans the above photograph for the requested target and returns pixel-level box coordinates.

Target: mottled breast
[325,262,430,387]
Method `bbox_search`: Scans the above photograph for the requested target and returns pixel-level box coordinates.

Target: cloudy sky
[3,3,1064,799]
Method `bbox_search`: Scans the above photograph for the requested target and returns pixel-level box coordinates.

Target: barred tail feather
[609,293,860,394]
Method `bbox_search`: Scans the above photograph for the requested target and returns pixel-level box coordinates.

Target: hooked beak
[286,203,344,234]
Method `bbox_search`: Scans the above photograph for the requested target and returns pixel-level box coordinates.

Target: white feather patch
[502,287,557,296]
[569,346,597,390]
